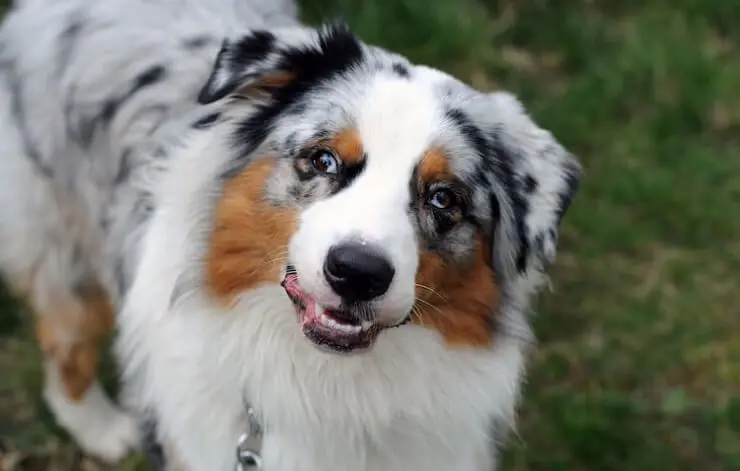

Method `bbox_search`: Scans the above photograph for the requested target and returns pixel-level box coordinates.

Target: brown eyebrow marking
[325,128,365,165]
[417,147,454,184]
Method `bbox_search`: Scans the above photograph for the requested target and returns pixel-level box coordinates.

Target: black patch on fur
[115,148,132,184]
[230,31,276,70]
[192,111,221,129]
[392,62,410,78]
[183,36,213,50]
[197,32,277,104]
[100,101,118,122]
[429,209,457,235]
[227,23,364,176]
[341,159,367,189]
[446,108,530,272]
[78,65,167,146]
[522,174,538,194]
[489,190,501,228]
[408,165,422,200]
[131,65,167,94]
[287,101,309,117]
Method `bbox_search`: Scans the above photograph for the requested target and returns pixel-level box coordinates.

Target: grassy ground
[1,0,739,470]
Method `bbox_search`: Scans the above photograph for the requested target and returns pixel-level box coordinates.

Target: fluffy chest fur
[138,287,523,471]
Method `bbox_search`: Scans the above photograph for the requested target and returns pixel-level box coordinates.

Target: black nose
[323,242,395,302]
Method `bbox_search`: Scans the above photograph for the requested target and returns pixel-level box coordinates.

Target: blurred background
[1,0,739,470]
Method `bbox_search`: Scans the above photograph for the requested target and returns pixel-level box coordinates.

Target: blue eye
[310,150,339,174]
[429,189,456,210]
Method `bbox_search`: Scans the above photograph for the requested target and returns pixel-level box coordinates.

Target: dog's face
[199,24,581,354]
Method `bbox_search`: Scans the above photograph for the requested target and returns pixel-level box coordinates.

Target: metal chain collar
[235,406,263,470]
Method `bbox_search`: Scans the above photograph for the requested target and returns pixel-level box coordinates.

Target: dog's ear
[464,91,582,279]
[197,31,285,104]
[197,23,364,105]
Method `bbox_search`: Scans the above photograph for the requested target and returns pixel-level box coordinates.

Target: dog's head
[198,23,581,354]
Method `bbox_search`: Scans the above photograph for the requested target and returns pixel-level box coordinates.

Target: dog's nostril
[323,242,395,302]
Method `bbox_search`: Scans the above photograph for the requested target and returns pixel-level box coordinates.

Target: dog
[0,0,581,469]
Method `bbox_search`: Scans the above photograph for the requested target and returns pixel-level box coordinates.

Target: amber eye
[429,188,456,210]
[309,150,340,175]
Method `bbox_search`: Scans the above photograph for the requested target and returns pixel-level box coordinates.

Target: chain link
[235,406,262,470]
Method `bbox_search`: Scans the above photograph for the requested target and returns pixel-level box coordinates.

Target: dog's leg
[32,275,140,463]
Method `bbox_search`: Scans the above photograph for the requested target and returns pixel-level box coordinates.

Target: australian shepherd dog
[0,0,581,470]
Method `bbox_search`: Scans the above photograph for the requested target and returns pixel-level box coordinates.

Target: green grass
[1,0,739,470]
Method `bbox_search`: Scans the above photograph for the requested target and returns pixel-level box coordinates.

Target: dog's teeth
[361,321,373,331]
[338,323,362,333]
[317,307,361,333]
[325,315,340,329]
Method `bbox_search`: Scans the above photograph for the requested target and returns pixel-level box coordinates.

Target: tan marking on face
[34,284,115,401]
[413,237,498,348]
[206,157,298,303]
[327,128,365,166]
[418,147,454,184]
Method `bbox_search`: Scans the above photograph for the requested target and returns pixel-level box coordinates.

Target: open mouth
[280,267,381,353]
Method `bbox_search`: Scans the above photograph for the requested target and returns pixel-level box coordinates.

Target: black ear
[197,23,364,105]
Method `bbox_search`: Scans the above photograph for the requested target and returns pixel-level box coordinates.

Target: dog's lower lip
[281,270,377,352]
[303,307,375,353]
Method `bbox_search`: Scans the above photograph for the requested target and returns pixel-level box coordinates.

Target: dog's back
[0,0,298,461]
